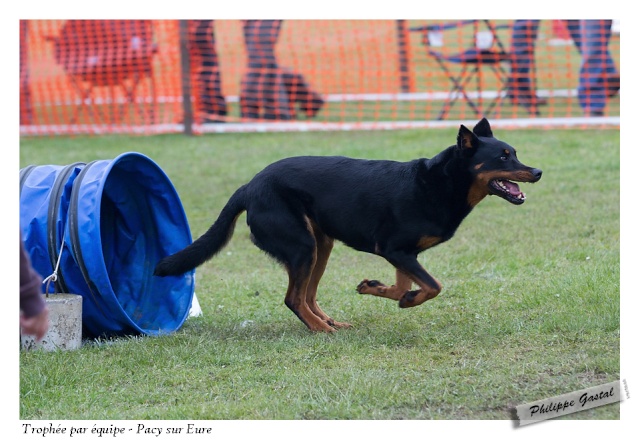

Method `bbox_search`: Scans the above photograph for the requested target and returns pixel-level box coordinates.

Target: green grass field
[19,125,619,420]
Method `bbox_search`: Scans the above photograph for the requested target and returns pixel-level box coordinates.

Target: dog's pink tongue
[501,180,521,195]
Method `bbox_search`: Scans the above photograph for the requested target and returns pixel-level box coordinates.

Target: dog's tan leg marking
[304,219,351,329]
[285,267,336,333]
[398,274,442,308]
[282,218,335,332]
[357,270,412,301]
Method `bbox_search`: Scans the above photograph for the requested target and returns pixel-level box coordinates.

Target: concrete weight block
[21,294,83,351]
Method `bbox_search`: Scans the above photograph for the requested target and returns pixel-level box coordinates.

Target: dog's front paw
[398,289,419,308]
[357,279,386,295]
[399,288,439,308]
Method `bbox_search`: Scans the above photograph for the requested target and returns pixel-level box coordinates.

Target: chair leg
[121,73,156,125]
[69,77,95,124]
[467,65,484,117]
[474,65,483,114]
[111,85,122,125]
[148,73,157,125]
[436,60,477,119]
[483,65,510,117]
[450,68,483,119]
[440,78,483,119]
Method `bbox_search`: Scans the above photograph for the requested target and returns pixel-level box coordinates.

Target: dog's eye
[500,155,508,161]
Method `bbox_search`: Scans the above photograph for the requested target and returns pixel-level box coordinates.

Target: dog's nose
[531,168,542,181]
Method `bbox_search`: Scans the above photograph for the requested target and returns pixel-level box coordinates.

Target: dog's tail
[154,185,247,277]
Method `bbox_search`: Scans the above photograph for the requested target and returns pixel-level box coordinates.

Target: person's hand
[20,308,49,342]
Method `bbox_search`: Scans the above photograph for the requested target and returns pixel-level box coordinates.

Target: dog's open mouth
[489,179,526,205]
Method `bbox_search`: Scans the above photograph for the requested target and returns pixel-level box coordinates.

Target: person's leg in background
[281,70,325,118]
[240,20,323,120]
[240,20,294,120]
[189,20,227,123]
[508,20,546,116]
[20,20,34,125]
[568,19,619,116]
[238,20,263,119]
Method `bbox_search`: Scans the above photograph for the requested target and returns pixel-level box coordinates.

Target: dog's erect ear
[473,118,493,138]
[457,124,478,154]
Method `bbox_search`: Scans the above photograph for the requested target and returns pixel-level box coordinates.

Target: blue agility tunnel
[20,152,195,338]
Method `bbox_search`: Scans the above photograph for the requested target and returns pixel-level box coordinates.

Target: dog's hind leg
[356,270,412,302]
[306,226,351,329]
[249,209,336,332]
[284,266,336,332]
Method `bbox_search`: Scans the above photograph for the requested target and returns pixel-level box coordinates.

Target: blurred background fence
[19,19,620,136]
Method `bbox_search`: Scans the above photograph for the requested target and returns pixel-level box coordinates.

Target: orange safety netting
[20,19,620,135]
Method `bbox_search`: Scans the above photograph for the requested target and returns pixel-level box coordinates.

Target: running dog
[154,118,542,332]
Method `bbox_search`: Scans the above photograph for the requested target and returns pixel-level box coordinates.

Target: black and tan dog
[155,118,542,332]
